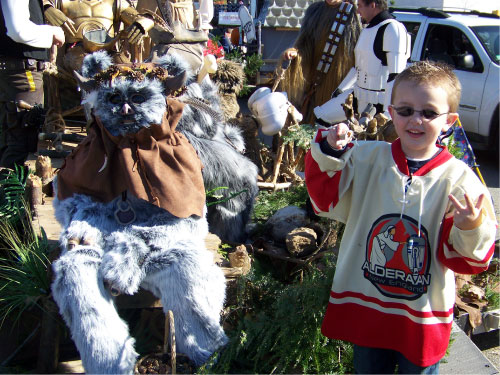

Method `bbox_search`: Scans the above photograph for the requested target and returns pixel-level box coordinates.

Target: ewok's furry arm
[155,53,259,242]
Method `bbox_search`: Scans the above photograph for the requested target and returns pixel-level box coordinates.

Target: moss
[198,256,354,374]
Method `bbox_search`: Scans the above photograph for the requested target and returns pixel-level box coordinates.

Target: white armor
[354,18,410,111]
[314,17,410,122]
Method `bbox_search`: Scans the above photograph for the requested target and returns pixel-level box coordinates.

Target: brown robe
[57,98,206,218]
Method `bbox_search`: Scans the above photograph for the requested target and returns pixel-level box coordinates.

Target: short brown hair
[359,0,388,11]
[391,60,461,112]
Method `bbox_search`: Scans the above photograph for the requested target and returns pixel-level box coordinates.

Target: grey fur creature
[153,52,259,243]
[51,50,228,374]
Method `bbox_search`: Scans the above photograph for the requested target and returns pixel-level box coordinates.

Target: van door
[398,19,425,63]
[419,23,485,135]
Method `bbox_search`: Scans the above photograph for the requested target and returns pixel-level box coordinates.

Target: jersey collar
[391,138,454,176]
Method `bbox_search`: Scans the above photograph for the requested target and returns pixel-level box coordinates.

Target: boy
[305,61,497,374]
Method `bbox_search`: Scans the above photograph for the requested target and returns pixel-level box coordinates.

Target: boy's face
[389,80,459,160]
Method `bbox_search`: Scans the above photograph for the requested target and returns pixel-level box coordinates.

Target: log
[270,134,285,188]
[292,147,305,170]
[38,132,85,143]
[35,155,53,182]
[61,105,83,118]
[37,149,70,158]
[204,232,222,252]
[257,181,292,190]
[26,174,43,217]
[36,297,60,374]
[167,310,176,374]
[35,155,54,197]
[221,266,244,278]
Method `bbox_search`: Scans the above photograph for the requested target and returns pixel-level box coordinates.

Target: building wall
[391,0,499,13]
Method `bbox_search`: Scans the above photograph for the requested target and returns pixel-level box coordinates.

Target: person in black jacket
[0,0,64,168]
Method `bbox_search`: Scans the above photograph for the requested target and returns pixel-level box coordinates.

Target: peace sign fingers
[448,193,485,230]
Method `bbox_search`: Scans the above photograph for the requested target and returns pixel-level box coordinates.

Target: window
[422,24,483,72]
[401,21,420,53]
[471,25,499,65]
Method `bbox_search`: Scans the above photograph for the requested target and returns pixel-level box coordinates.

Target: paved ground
[440,323,498,374]
[474,330,500,372]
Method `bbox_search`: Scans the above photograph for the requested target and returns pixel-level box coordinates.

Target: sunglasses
[390,106,449,120]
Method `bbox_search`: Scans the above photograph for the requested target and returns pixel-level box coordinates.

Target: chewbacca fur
[278,1,361,123]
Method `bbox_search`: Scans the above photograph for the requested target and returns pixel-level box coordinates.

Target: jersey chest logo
[362,214,431,300]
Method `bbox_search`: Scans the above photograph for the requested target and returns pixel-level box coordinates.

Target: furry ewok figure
[51,51,227,374]
[154,52,259,243]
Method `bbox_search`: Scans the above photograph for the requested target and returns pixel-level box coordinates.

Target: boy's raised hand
[448,193,485,230]
[326,123,353,150]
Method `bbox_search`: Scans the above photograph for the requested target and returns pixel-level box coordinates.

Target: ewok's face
[91,78,166,137]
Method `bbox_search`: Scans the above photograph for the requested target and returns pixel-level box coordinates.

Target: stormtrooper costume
[314,11,410,123]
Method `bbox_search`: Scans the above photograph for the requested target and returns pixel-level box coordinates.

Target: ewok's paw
[101,231,149,295]
[60,221,102,253]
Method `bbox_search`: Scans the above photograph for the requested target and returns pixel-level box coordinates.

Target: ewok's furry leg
[141,242,227,366]
[51,246,138,374]
[101,230,151,295]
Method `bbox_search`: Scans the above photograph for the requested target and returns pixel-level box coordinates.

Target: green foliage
[237,84,253,98]
[281,123,317,150]
[0,165,28,222]
[485,285,499,310]
[484,259,499,310]
[210,34,222,45]
[445,131,464,160]
[0,206,51,328]
[242,53,264,81]
[199,256,353,374]
[225,48,244,64]
[225,49,264,91]
[206,186,247,207]
[467,258,499,310]
[218,243,232,260]
[252,185,309,222]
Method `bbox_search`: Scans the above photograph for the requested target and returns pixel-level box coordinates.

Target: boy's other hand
[448,193,485,230]
[327,123,353,150]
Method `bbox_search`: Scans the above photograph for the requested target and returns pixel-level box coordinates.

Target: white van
[391,8,499,153]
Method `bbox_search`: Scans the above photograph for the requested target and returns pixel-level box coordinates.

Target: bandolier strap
[315,2,354,84]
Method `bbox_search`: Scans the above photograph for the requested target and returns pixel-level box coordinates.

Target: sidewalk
[439,322,498,374]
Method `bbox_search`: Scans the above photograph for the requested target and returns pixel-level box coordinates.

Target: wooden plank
[32,197,61,243]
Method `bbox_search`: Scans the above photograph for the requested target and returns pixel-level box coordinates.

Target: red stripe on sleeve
[305,150,342,213]
[438,216,494,274]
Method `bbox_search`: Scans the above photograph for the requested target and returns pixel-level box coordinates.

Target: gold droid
[42,0,155,133]
[43,0,154,69]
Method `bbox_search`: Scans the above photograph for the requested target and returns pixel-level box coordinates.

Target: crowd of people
[0,0,496,374]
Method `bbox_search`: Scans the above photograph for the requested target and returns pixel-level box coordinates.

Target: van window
[471,25,499,65]
[401,21,420,53]
[422,24,483,73]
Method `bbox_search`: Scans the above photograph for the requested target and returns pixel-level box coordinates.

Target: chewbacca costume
[278,1,361,124]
